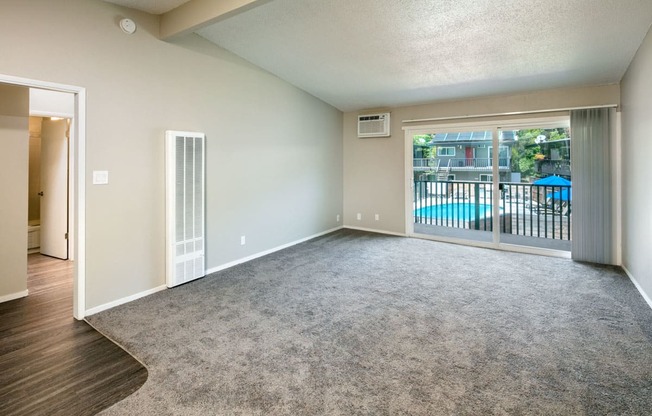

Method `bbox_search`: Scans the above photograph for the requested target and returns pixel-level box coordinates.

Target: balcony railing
[413,180,571,241]
[414,158,510,171]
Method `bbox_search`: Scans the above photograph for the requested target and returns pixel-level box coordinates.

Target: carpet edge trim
[622,265,652,310]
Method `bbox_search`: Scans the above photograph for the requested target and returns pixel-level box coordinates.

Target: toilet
[28,220,40,253]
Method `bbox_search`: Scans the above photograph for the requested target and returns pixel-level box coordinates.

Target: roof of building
[422,130,516,146]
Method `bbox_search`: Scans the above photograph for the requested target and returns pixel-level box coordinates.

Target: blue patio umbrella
[533,175,571,186]
[533,175,572,202]
[551,188,572,201]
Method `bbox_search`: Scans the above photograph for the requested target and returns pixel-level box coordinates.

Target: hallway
[0,255,147,416]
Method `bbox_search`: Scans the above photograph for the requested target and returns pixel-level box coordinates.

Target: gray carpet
[87,229,652,415]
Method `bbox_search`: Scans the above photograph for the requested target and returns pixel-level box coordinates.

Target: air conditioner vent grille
[357,113,390,138]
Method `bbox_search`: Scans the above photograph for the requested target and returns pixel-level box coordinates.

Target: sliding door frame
[404,114,572,258]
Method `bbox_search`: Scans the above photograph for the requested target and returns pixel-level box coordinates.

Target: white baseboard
[85,228,346,316]
[622,266,652,310]
[344,226,406,237]
[85,285,167,316]
[0,289,29,303]
[206,226,343,275]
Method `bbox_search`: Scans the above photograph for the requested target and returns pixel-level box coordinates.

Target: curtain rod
[401,104,618,124]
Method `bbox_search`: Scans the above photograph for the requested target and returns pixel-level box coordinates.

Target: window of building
[437,147,456,157]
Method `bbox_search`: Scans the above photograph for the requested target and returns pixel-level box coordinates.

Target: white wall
[29,89,74,118]
[343,85,620,234]
[0,0,343,310]
[621,26,652,303]
[0,84,29,301]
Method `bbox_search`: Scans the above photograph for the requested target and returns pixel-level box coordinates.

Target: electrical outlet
[375,214,380,221]
[356,213,362,221]
[336,214,340,222]
[240,235,246,245]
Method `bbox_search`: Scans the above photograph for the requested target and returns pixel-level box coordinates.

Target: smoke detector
[119,18,137,34]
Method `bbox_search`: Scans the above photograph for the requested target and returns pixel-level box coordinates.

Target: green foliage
[548,129,568,141]
[413,134,434,159]
[510,130,540,179]
[511,128,569,180]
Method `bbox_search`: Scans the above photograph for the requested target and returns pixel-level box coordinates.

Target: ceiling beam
[160,0,269,40]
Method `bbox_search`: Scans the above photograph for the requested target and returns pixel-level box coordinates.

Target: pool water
[414,203,494,221]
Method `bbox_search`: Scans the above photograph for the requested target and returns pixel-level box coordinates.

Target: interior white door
[40,118,68,260]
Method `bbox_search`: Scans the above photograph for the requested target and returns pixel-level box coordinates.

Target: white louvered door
[166,131,206,287]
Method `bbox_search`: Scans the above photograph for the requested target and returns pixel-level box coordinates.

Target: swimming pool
[414,203,495,221]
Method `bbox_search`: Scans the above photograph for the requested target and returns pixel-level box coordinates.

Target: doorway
[405,116,572,255]
[28,116,70,260]
[0,73,87,319]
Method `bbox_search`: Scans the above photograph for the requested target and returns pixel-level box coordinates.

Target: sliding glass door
[412,130,496,243]
[408,117,572,252]
[498,126,571,251]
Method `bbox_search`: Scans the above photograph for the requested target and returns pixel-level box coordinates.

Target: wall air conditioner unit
[165,130,206,288]
[357,113,390,138]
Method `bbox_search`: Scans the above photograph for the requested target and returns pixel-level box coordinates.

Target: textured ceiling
[105,0,652,112]
[103,0,190,14]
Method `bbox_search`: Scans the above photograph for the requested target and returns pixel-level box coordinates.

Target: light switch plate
[93,170,109,185]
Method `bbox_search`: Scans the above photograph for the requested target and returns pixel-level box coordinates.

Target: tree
[510,128,569,181]
[413,134,434,159]
[511,129,541,180]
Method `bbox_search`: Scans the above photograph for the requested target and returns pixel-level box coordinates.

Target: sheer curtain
[570,108,615,264]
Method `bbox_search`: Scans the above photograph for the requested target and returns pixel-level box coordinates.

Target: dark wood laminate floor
[0,254,147,416]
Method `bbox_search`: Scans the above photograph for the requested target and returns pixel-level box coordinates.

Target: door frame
[403,115,572,258]
[2,73,86,319]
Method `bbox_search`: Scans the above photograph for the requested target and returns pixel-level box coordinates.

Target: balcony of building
[414,157,511,172]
